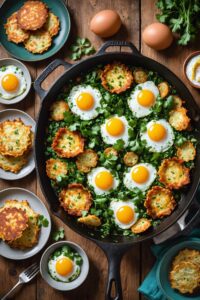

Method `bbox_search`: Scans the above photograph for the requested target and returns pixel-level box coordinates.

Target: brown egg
[142,23,173,50]
[90,10,121,38]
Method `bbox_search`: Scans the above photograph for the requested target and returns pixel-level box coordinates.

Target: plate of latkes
[0,0,71,61]
[0,109,35,180]
[0,187,51,260]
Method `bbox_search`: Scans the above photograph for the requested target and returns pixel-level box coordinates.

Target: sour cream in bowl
[184,51,200,89]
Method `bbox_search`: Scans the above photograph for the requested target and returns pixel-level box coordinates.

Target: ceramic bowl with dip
[183,51,200,89]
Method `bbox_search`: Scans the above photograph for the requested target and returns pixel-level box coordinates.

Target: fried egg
[101,115,130,147]
[110,200,139,229]
[124,163,156,191]
[87,167,119,195]
[128,81,159,118]
[48,254,80,282]
[0,65,27,99]
[141,119,174,152]
[68,85,102,120]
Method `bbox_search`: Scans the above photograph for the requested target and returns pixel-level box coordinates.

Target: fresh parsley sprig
[52,227,65,241]
[70,37,96,61]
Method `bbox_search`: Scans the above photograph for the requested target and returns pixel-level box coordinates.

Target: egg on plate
[87,166,119,195]
[128,81,159,118]
[110,200,138,229]
[0,65,27,99]
[68,85,102,120]
[141,119,174,152]
[124,163,156,191]
[101,115,130,147]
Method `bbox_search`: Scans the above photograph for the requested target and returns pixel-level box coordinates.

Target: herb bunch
[70,37,95,61]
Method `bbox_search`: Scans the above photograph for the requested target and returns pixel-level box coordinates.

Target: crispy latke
[76,149,98,173]
[78,215,101,227]
[104,147,118,157]
[59,183,92,217]
[101,62,134,94]
[172,248,200,268]
[24,29,52,54]
[17,1,48,31]
[169,261,200,294]
[0,207,28,241]
[133,68,148,84]
[158,157,190,189]
[44,12,60,37]
[0,119,32,157]
[123,151,139,167]
[176,141,196,162]
[4,12,29,44]
[52,128,84,158]
[169,107,190,131]
[173,95,183,108]
[131,218,151,234]
[0,153,27,173]
[50,100,69,121]
[158,81,170,98]
[46,158,68,181]
[145,186,176,219]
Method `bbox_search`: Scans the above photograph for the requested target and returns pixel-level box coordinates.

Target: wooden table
[0,0,199,299]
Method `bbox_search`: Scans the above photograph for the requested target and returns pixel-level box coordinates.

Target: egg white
[123,163,157,191]
[0,65,27,99]
[128,81,159,118]
[141,119,174,152]
[100,115,130,147]
[48,254,80,283]
[68,85,102,120]
[87,167,119,195]
[110,200,139,229]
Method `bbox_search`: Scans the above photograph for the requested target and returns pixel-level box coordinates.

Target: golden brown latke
[0,119,32,157]
[0,153,27,173]
[0,207,28,241]
[145,186,176,219]
[59,183,92,217]
[24,29,52,54]
[52,128,84,158]
[4,12,29,44]
[44,12,60,37]
[169,107,190,131]
[158,157,190,189]
[133,68,148,83]
[173,95,183,108]
[158,81,170,98]
[50,100,69,121]
[101,62,134,94]
[104,147,118,157]
[76,149,98,173]
[78,215,101,227]
[131,218,151,234]
[176,141,196,162]
[46,158,68,181]
[123,151,139,167]
[17,1,48,31]
[169,261,200,294]
[172,248,200,268]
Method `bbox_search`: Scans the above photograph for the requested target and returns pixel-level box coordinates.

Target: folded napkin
[138,226,200,300]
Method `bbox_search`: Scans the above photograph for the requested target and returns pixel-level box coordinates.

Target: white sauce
[186,54,200,87]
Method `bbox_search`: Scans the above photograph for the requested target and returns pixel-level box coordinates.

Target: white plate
[0,109,35,180]
[0,187,51,260]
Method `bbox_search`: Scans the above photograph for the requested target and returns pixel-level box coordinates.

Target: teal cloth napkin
[138,228,200,300]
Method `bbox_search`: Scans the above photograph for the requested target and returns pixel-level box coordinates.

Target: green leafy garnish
[70,37,96,61]
[52,227,65,241]
[38,215,49,228]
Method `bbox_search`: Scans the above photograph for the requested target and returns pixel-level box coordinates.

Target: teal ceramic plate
[156,240,200,300]
[0,0,71,61]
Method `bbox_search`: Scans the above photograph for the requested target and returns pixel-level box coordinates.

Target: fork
[1,263,39,300]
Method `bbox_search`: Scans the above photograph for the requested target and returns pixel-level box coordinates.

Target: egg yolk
[95,171,113,190]
[148,123,166,141]
[55,257,73,276]
[116,205,134,224]
[137,90,155,107]
[1,74,19,92]
[76,92,94,110]
[106,117,125,136]
[132,166,149,184]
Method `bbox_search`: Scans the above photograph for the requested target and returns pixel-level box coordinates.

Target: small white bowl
[0,58,32,105]
[40,241,89,291]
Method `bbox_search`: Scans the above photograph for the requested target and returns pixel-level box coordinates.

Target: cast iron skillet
[34,41,200,300]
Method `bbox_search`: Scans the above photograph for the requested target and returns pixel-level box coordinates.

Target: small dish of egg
[0,58,31,105]
[40,241,89,291]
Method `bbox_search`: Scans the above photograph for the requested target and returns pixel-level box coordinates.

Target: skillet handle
[34,59,72,99]
[97,40,141,56]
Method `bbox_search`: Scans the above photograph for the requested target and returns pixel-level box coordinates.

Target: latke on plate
[44,12,60,37]
[24,29,52,54]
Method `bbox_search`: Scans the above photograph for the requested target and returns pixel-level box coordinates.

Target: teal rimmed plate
[156,240,200,300]
[0,0,71,61]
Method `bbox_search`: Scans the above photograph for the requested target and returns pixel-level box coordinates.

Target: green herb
[156,0,200,45]
[70,37,96,61]
[52,227,65,241]
[38,215,49,228]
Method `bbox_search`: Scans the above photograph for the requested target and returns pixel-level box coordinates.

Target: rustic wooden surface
[0,0,199,299]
